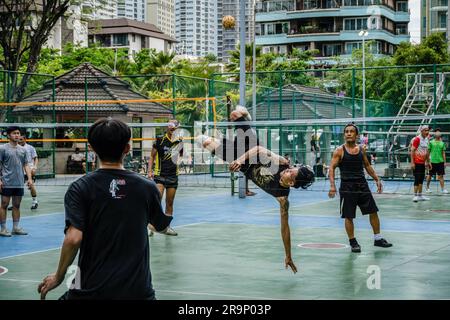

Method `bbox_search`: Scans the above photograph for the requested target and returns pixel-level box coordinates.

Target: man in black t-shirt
[148,119,183,236]
[199,107,315,273]
[38,118,172,300]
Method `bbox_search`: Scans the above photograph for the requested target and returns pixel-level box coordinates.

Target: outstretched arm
[277,196,297,274]
[148,147,157,178]
[362,145,382,193]
[328,147,342,198]
[38,226,82,300]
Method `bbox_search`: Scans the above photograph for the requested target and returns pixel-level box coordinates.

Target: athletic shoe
[0,229,12,237]
[350,242,361,253]
[426,188,432,193]
[413,196,419,202]
[164,227,178,236]
[374,239,393,248]
[31,202,38,210]
[418,196,430,201]
[441,189,449,194]
[12,228,28,236]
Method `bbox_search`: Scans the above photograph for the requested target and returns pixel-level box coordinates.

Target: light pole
[359,29,368,127]
[252,0,257,122]
[238,0,247,198]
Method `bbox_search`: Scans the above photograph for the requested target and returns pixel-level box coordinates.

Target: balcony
[257,7,409,23]
[256,29,410,46]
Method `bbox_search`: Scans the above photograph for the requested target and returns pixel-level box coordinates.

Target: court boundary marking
[0,222,207,260]
[0,266,8,277]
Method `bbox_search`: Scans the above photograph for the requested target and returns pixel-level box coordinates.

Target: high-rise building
[175,0,218,57]
[82,0,118,20]
[217,0,256,63]
[421,0,448,40]
[146,0,175,38]
[118,0,146,22]
[256,0,410,61]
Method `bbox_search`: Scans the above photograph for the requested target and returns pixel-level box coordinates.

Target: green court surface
[1,177,450,300]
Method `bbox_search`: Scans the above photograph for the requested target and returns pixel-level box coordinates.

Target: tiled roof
[249,84,360,120]
[14,63,173,115]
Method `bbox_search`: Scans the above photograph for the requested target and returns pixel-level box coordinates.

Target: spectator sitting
[71,148,85,164]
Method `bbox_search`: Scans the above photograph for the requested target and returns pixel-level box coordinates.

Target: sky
[409,0,421,44]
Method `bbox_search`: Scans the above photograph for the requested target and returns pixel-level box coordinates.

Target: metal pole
[362,34,366,128]
[238,0,247,199]
[252,0,257,122]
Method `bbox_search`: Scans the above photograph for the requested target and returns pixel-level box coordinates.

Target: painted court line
[0,266,8,276]
[0,278,39,284]
[0,248,60,261]
[0,222,207,261]
[157,289,280,300]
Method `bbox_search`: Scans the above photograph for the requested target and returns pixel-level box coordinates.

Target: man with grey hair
[411,125,431,202]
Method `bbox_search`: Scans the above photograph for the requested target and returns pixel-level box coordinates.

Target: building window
[323,44,342,56]
[397,1,408,12]
[113,34,128,46]
[132,34,136,42]
[344,18,368,31]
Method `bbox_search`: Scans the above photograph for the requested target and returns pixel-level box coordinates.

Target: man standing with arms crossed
[426,128,448,194]
[411,126,431,202]
[328,123,392,253]
[0,127,33,237]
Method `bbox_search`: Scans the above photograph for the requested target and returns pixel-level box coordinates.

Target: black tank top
[338,145,365,181]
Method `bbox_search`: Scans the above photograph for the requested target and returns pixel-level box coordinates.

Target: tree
[0,0,72,103]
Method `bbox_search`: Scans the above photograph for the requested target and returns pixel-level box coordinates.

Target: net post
[52,76,56,178]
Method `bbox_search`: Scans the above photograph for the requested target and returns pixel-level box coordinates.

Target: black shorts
[429,163,445,176]
[339,180,378,219]
[213,121,259,166]
[1,188,24,197]
[413,164,426,186]
[154,175,178,189]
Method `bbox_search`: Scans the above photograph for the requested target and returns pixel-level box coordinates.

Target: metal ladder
[388,72,446,151]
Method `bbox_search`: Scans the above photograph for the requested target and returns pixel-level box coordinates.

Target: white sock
[32,197,37,203]
[13,221,19,230]
[374,234,383,241]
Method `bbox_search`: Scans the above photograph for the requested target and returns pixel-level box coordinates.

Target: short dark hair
[293,165,315,189]
[344,122,359,135]
[88,118,131,162]
[6,126,21,134]
[435,128,441,132]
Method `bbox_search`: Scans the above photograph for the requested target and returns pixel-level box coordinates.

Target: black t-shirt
[243,164,290,198]
[153,134,183,177]
[64,169,172,300]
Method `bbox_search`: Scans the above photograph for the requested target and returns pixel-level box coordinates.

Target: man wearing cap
[411,125,431,202]
[148,120,183,236]
[0,126,33,237]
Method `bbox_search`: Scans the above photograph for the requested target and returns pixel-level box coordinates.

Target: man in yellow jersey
[148,120,183,236]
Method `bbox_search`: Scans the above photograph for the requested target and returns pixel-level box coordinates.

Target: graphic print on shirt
[109,179,126,199]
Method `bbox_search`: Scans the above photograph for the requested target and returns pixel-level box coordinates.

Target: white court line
[0,222,207,261]
[156,289,280,300]
[0,278,39,283]
[0,266,8,276]
[0,278,280,300]
[20,212,63,219]
[0,248,60,261]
